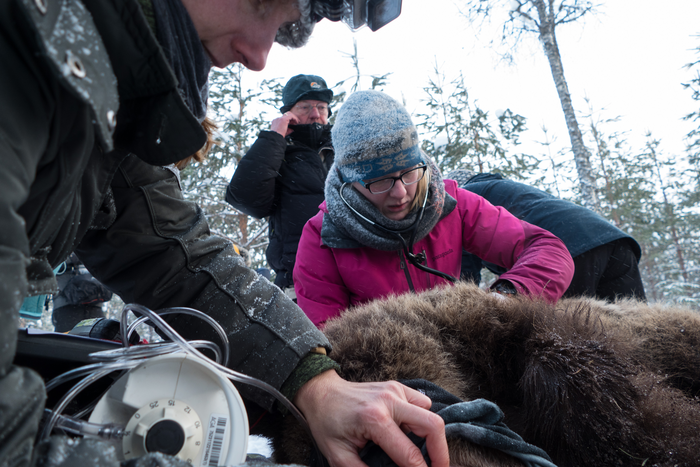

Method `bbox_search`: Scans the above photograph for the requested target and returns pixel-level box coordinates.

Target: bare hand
[270,112,299,137]
[294,370,449,467]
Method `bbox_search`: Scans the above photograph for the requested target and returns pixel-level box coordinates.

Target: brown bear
[272,282,700,467]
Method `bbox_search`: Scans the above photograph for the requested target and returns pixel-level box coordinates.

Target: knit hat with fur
[323,91,457,251]
[332,90,424,183]
[446,168,477,187]
[275,0,316,48]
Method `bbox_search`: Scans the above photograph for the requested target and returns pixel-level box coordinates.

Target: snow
[247,435,273,457]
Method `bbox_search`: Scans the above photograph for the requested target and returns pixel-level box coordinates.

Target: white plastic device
[88,353,248,466]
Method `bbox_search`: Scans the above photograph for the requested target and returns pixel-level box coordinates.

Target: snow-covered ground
[248,435,273,458]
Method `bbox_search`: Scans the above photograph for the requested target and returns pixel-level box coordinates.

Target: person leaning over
[0,1,447,466]
[293,90,575,328]
[226,74,334,299]
[447,170,647,302]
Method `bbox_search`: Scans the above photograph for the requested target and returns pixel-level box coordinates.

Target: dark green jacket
[0,0,329,418]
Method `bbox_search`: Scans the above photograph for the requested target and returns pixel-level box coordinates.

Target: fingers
[390,391,449,467]
[336,382,448,467]
[364,383,447,467]
[270,112,298,136]
[295,373,448,467]
[401,384,433,411]
[285,111,300,125]
[319,402,427,467]
[369,419,433,467]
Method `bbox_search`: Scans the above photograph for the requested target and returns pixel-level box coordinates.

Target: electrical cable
[90,340,223,366]
[41,302,316,467]
[124,307,231,367]
[47,409,124,440]
[42,361,137,440]
[114,304,310,431]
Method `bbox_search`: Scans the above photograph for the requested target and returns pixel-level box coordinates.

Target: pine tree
[458,0,600,211]
[575,103,700,306]
[416,65,534,179]
[673,37,700,306]
[329,38,392,123]
[179,65,282,271]
[681,37,700,207]
[581,111,657,295]
[532,124,577,197]
[642,138,699,305]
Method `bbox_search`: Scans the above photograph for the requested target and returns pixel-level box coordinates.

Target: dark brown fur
[273,283,700,467]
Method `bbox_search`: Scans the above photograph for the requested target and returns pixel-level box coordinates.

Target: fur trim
[275,0,316,48]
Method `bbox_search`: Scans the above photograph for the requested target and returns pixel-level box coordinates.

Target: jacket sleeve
[456,187,574,302]
[225,130,287,218]
[293,213,351,327]
[0,19,50,374]
[76,155,330,411]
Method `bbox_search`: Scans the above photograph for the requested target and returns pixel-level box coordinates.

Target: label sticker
[201,414,228,467]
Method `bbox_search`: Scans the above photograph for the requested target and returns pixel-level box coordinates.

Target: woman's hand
[294,370,449,467]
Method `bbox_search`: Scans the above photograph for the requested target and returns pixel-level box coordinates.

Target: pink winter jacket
[294,180,574,327]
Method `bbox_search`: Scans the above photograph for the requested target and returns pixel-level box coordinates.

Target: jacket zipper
[398,250,416,292]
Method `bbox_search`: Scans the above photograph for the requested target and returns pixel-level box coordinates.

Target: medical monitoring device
[20,304,313,466]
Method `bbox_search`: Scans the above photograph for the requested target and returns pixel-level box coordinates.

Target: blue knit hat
[332,90,423,183]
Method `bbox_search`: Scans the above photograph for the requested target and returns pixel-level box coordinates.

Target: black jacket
[456,173,641,278]
[1,0,328,419]
[462,173,641,258]
[226,125,334,288]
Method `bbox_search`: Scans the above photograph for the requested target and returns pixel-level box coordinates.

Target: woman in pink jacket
[294,91,574,327]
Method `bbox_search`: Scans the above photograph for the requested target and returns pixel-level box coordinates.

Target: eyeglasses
[361,165,428,194]
[293,103,329,116]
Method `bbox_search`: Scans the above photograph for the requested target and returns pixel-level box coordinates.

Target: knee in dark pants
[565,243,616,299]
[596,240,646,302]
[566,240,646,302]
[0,366,46,467]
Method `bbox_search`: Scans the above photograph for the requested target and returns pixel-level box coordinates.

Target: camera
[312,0,402,31]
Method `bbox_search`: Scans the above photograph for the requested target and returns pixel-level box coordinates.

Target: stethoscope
[339,180,457,283]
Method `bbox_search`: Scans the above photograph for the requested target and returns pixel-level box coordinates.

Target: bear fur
[272,282,700,467]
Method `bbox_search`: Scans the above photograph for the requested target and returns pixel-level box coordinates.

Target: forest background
[17,1,700,455]
[22,0,699,333]
[178,0,700,307]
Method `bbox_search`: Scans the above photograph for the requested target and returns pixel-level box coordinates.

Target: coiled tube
[42,302,314,467]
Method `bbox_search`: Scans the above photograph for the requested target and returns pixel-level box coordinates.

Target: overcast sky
[243,0,700,163]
